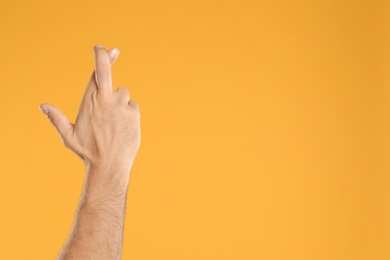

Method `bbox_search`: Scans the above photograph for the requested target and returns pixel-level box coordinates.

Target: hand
[39,44,141,176]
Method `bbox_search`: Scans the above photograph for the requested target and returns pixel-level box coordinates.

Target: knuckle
[130,108,140,121]
[117,87,130,98]
[129,101,140,113]
[117,86,128,92]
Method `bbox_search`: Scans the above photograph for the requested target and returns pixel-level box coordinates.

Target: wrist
[85,153,135,172]
[85,161,131,194]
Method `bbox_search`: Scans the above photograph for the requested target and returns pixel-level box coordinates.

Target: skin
[39,44,140,260]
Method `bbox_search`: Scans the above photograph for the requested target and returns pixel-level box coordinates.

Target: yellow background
[0,0,389,259]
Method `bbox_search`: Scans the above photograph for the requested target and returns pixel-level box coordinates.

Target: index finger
[94,44,113,96]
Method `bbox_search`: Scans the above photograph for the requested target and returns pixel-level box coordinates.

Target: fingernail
[94,44,104,49]
[110,48,120,58]
[39,105,49,116]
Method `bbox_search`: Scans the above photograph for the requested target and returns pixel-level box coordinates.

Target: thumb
[39,103,73,142]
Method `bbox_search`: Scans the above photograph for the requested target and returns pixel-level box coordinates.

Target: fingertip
[108,47,120,60]
[112,47,120,56]
[93,44,105,52]
[39,104,49,116]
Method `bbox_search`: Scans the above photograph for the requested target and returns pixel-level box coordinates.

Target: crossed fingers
[94,44,115,97]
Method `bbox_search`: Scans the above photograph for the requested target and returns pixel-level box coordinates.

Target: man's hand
[39,44,141,182]
[41,45,141,259]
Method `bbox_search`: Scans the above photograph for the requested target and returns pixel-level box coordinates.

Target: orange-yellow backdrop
[0,0,389,259]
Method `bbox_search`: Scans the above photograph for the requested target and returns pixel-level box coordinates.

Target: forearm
[57,163,131,260]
